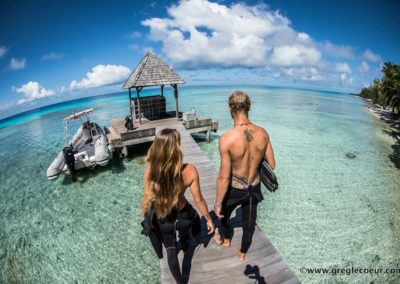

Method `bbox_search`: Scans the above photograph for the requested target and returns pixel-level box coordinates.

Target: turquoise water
[0,86,399,283]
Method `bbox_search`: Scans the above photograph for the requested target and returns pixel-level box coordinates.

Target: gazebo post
[136,87,142,124]
[128,87,132,118]
[161,85,164,97]
[172,84,179,120]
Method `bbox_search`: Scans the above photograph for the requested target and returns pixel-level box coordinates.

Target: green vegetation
[358,62,400,115]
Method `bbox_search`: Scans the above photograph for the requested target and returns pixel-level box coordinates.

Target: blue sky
[0,0,399,119]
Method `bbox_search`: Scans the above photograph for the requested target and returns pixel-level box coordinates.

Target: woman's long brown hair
[142,128,184,218]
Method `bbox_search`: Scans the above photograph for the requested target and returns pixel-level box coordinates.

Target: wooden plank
[121,136,155,146]
[109,117,217,144]
[153,123,299,284]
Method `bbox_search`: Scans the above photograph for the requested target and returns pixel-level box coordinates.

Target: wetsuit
[220,174,264,254]
[63,146,77,182]
[154,202,200,284]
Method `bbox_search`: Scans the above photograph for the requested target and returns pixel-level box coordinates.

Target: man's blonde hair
[228,91,251,115]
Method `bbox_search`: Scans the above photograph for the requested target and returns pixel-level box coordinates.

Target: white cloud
[358,61,369,73]
[139,0,365,91]
[0,46,9,58]
[321,41,353,59]
[339,73,353,86]
[270,45,321,67]
[297,32,310,42]
[70,64,131,89]
[142,0,321,69]
[14,81,55,105]
[339,73,347,85]
[9,57,26,70]
[281,67,323,81]
[363,49,381,62]
[42,52,65,60]
[335,62,351,73]
[57,86,68,93]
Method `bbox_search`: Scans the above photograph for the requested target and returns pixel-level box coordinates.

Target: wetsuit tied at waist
[220,182,263,254]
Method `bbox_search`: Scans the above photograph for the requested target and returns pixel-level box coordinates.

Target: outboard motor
[125,116,134,131]
[63,145,77,182]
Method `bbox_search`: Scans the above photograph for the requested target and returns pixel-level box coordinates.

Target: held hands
[214,205,224,219]
[206,219,215,234]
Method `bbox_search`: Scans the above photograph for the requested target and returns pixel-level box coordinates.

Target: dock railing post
[172,84,179,120]
[136,87,142,124]
[128,88,132,118]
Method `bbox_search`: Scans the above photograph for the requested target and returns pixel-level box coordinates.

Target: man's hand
[214,206,224,219]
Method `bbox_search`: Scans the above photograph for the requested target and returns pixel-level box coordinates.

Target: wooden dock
[106,116,218,150]
[156,122,300,284]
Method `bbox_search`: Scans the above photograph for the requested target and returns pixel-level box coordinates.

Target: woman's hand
[206,219,215,234]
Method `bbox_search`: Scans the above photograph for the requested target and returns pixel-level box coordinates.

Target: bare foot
[213,234,231,247]
[236,247,246,262]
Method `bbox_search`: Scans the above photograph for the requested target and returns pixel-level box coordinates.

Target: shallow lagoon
[1,86,399,283]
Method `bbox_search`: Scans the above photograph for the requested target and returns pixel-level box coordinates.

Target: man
[63,145,77,182]
[214,91,276,261]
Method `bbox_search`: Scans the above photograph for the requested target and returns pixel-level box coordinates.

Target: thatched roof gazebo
[123,51,185,124]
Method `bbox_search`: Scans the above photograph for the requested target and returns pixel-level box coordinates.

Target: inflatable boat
[47,108,111,180]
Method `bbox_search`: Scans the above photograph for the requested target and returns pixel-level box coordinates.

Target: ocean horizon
[0,84,350,128]
[1,85,399,283]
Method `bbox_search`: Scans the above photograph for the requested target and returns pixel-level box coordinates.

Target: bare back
[228,123,267,181]
[218,123,275,187]
[143,163,211,218]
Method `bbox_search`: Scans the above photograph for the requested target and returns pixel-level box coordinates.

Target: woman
[141,128,215,283]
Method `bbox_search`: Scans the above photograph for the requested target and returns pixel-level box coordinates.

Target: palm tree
[371,79,384,106]
[357,61,400,115]
[382,62,400,114]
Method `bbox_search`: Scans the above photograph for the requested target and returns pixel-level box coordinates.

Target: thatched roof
[123,51,185,89]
